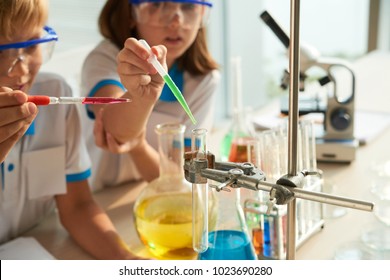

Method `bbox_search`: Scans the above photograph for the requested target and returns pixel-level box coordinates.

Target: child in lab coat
[81,0,220,190]
[0,0,142,259]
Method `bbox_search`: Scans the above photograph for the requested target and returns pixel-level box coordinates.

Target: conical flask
[198,186,258,260]
[133,123,196,260]
[220,56,256,162]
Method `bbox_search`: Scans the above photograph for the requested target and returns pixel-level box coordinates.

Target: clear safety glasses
[0,26,58,76]
[131,0,212,29]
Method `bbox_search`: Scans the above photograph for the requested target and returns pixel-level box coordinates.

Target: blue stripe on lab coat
[66,168,91,183]
[1,162,4,191]
[25,121,35,135]
[86,79,126,119]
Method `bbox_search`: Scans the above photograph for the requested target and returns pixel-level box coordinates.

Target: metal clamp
[184,152,374,212]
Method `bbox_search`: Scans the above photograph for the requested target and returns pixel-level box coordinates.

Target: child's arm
[93,109,160,182]
[0,87,37,163]
[90,38,167,145]
[86,38,166,181]
[55,179,145,260]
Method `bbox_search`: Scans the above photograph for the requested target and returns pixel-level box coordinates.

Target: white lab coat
[0,72,91,244]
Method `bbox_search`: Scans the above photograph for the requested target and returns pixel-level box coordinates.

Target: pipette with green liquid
[139,39,197,125]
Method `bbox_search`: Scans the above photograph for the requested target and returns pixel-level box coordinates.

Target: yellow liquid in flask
[134,192,197,260]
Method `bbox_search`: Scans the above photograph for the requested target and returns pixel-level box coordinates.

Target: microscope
[260,11,359,163]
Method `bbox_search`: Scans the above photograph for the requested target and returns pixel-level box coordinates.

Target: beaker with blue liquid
[197,187,257,260]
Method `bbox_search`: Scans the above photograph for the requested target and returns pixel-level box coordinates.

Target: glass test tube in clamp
[190,128,210,253]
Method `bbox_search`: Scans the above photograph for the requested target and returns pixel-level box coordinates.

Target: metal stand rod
[287,0,301,260]
[253,181,374,212]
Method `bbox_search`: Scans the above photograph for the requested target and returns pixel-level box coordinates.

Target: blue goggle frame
[130,0,213,7]
[0,26,58,51]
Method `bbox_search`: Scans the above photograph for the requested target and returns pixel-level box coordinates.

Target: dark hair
[98,0,218,75]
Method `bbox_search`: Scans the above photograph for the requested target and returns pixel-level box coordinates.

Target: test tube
[191,128,209,253]
[276,123,288,177]
[301,120,321,231]
[300,120,317,172]
[258,129,281,182]
[244,139,265,256]
[243,139,262,204]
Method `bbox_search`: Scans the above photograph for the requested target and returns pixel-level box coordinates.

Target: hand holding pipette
[116,38,165,104]
[1,87,37,163]
[109,38,168,146]
[139,39,197,125]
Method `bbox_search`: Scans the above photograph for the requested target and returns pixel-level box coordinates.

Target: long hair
[98,0,218,75]
[0,0,48,40]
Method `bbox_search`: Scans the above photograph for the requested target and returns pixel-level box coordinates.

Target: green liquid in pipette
[163,75,197,125]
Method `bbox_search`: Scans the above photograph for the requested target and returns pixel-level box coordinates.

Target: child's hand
[117,38,167,104]
[0,87,38,163]
[93,108,145,154]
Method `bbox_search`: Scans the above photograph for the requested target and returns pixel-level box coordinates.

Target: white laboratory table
[19,51,390,260]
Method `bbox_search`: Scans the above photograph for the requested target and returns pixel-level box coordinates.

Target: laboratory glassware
[190,128,218,253]
[133,123,195,260]
[333,241,382,260]
[370,160,390,200]
[335,161,390,259]
[360,168,390,253]
[243,139,266,256]
[198,184,257,260]
[322,180,348,219]
[220,57,256,162]
[244,120,324,259]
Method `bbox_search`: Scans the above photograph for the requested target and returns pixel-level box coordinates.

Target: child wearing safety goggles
[0,0,144,260]
[81,0,220,190]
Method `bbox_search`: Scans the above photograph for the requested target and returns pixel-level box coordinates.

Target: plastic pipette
[139,39,197,125]
[27,96,130,106]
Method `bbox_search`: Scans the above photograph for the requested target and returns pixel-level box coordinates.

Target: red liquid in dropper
[27,96,130,105]
[81,97,129,104]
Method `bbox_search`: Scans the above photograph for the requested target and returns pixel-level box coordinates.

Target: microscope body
[306,56,359,162]
[281,45,359,162]
[314,57,355,140]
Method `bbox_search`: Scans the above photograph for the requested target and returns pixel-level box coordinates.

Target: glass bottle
[198,187,258,260]
[133,123,196,260]
[220,56,256,162]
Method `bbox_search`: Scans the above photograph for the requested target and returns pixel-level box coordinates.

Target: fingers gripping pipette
[139,39,197,125]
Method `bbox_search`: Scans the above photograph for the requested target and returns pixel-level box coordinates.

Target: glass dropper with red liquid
[27,95,130,105]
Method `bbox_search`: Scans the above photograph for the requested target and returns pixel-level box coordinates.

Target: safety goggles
[0,26,58,76]
[131,0,213,29]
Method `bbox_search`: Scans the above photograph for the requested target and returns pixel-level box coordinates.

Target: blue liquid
[198,230,257,260]
[263,219,272,257]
